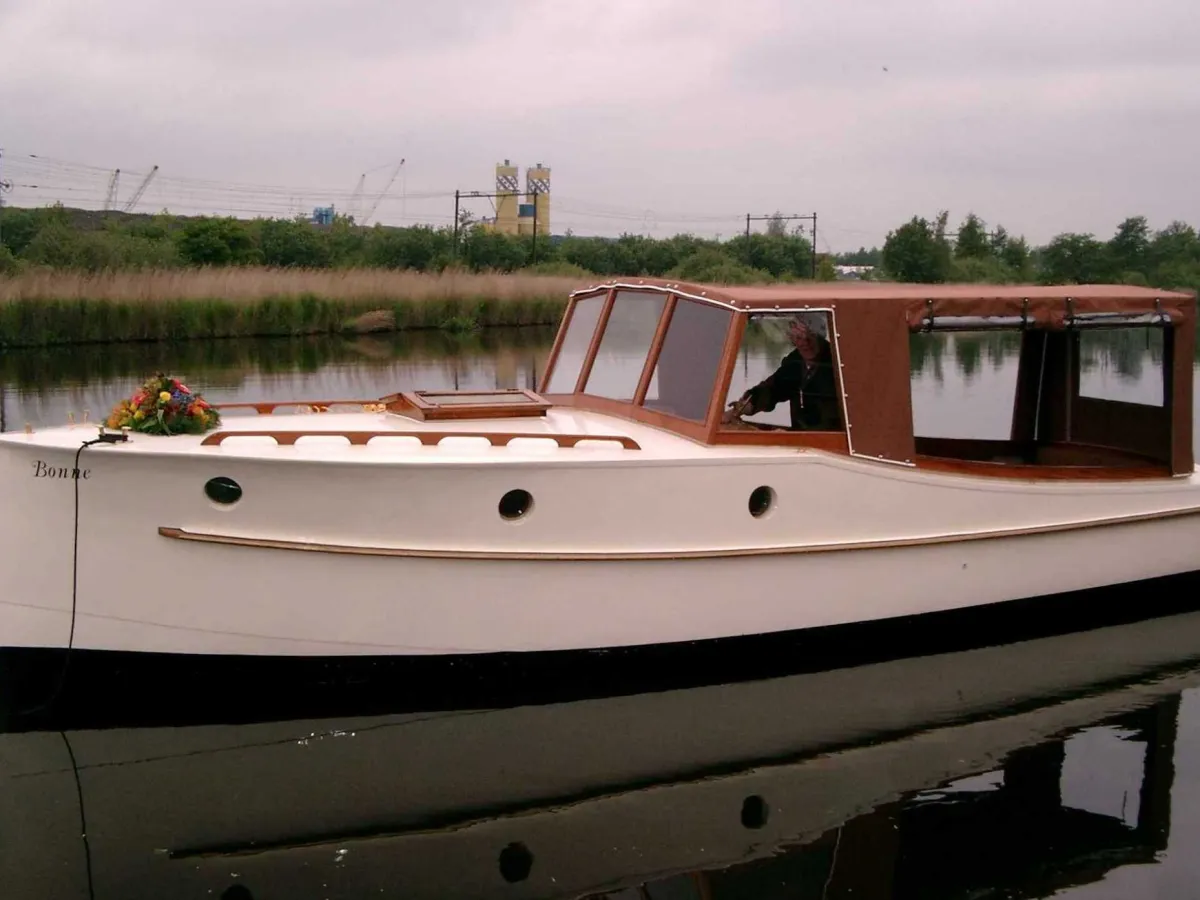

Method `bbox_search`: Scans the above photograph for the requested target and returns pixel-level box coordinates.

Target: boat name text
[32,460,91,480]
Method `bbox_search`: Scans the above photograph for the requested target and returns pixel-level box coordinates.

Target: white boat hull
[2,422,1200,659]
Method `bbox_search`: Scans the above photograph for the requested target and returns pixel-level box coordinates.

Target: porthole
[204,476,243,506]
[499,489,533,520]
[741,795,770,829]
[748,486,774,518]
[498,841,534,883]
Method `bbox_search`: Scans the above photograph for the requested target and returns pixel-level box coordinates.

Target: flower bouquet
[105,373,221,435]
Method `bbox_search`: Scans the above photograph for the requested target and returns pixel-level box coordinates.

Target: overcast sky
[2,0,1198,249]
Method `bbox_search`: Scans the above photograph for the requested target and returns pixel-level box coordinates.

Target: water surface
[2,324,1199,899]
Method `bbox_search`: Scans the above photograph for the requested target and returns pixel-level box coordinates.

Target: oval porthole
[499,489,533,520]
[205,476,243,506]
[741,795,770,829]
[748,486,774,518]
[498,841,534,883]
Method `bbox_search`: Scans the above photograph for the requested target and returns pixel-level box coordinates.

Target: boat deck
[0,408,806,465]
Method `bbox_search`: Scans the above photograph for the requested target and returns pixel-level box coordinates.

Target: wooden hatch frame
[538,279,1196,479]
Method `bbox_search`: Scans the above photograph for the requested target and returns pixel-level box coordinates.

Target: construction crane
[104,169,121,210]
[361,158,405,226]
[122,165,159,213]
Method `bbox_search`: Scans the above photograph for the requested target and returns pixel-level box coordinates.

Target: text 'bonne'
[32,460,91,480]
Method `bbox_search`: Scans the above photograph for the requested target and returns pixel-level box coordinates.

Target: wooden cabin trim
[1169,322,1196,474]
[915,455,1171,481]
[710,430,850,453]
[574,288,617,394]
[633,294,677,406]
[158,504,1200,561]
[537,290,582,394]
[704,312,747,441]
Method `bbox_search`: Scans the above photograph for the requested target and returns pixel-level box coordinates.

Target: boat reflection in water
[5,610,1200,899]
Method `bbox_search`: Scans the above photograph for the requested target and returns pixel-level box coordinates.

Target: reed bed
[0,267,589,347]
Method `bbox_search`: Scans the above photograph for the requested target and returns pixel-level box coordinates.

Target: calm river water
[1,326,1199,899]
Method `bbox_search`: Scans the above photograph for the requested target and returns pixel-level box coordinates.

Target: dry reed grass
[0,266,591,303]
[0,267,597,346]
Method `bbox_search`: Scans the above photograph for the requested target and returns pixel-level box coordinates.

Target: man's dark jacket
[741,342,840,430]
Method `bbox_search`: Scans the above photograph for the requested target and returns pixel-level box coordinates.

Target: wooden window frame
[707,309,851,451]
[537,288,610,395]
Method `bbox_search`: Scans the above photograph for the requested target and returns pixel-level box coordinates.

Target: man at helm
[723,313,841,431]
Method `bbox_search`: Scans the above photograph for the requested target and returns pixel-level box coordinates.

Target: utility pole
[531,186,538,265]
[744,211,818,278]
[0,147,9,249]
[452,188,541,263]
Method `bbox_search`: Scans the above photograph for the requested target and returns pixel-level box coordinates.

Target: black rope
[18,431,126,717]
[60,731,97,900]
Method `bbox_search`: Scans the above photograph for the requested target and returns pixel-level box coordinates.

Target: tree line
[1,203,1198,295]
[0,204,824,284]
[878,211,1200,293]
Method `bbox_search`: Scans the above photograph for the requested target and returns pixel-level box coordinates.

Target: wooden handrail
[199,429,642,449]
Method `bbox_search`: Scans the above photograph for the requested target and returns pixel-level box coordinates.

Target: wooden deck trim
[158,505,1200,561]
[198,430,642,449]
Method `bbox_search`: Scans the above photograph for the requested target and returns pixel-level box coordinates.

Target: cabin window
[1078,328,1165,407]
[909,331,1022,441]
[722,312,842,431]
[583,291,667,401]
[643,300,732,422]
[912,326,1173,469]
[544,294,606,393]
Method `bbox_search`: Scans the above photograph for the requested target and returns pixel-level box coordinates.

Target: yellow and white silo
[525,163,550,235]
[494,160,519,235]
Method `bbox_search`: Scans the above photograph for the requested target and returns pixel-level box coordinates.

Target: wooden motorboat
[0,279,1196,720]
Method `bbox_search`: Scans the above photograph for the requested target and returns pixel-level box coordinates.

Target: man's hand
[722,397,751,424]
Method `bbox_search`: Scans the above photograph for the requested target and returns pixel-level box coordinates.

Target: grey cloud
[3,0,1199,248]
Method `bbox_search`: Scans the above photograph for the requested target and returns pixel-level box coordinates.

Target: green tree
[259,218,332,268]
[176,217,259,266]
[882,216,951,282]
[1038,233,1107,284]
[1107,216,1150,279]
[0,207,44,256]
[955,213,991,259]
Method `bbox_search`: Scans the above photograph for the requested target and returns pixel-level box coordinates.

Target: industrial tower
[492,160,549,236]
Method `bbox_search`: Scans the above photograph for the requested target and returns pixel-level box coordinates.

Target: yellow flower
[158,391,171,403]
[134,410,145,420]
